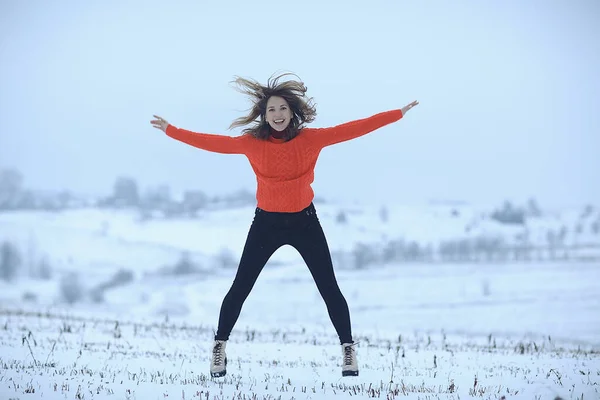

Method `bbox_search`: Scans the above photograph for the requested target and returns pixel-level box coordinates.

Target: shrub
[352,242,378,269]
[92,268,135,303]
[60,272,84,304]
[216,248,238,269]
[173,252,198,275]
[0,241,21,282]
[490,201,525,225]
[38,256,53,280]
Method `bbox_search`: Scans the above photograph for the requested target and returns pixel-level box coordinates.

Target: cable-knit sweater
[165,109,403,212]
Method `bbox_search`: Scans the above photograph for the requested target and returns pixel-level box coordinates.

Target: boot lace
[212,342,224,366]
[343,344,356,366]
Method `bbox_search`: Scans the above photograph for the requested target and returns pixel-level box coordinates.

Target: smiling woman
[150,72,418,379]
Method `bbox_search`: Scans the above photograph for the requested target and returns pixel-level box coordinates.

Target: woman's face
[265,96,292,132]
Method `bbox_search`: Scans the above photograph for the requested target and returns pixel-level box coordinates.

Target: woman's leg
[289,208,353,344]
[215,212,281,341]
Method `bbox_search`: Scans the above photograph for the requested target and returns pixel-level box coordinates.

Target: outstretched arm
[308,101,418,148]
[151,115,249,155]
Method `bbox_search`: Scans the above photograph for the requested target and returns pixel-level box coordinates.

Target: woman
[151,73,418,378]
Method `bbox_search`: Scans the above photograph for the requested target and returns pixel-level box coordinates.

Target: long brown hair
[228,72,317,141]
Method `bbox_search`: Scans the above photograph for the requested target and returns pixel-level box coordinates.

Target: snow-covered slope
[0,200,598,306]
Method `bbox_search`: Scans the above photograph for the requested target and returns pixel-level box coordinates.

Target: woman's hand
[151,115,169,133]
[401,100,419,116]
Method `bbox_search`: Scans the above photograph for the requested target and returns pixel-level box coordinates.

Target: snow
[1,201,599,399]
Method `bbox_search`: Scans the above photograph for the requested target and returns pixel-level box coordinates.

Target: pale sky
[1,0,599,209]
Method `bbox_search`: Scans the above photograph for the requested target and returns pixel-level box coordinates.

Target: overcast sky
[1,0,599,209]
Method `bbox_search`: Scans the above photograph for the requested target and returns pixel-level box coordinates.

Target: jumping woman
[150,73,418,378]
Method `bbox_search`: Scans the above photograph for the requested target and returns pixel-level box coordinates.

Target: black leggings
[215,203,353,344]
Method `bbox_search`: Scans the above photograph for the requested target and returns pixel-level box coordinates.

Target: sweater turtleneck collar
[270,126,287,139]
[269,126,290,142]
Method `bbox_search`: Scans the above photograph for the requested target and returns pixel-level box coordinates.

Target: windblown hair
[228,72,317,141]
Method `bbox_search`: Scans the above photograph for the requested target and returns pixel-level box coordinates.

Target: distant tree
[18,190,36,209]
[336,211,347,224]
[0,241,21,281]
[546,230,558,260]
[382,239,403,263]
[231,189,255,205]
[57,190,73,209]
[592,219,600,235]
[173,252,197,275]
[439,240,459,262]
[142,184,171,210]
[216,248,238,269]
[456,239,472,261]
[0,168,23,194]
[90,268,134,303]
[60,272,84,304]
[100,268,134,290]
[440,239,476,262]
[0,168,24,209]
[526,197,542,217]
[581,204,595,219]
[182,190,207,216]
[513,230,532,261]
[213,189,255,208]
[557,225,568,244]
[404,241,424,262]
[163,202,184,218]
[352,243,377,269]
[379,206,389,223]
[422,244,435,262]
[490,200,525,225]
[38,256,53,280]
[473,236,504,262]
[112,176,139,207]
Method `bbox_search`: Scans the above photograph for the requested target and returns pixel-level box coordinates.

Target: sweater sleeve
[307,109,403,148]
[165,125,250,155]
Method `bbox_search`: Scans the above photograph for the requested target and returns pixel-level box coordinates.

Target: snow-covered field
[1,203,600,399]
[1,202,598,287]
[2,261,600,399]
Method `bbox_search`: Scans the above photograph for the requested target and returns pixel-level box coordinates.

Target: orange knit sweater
[166,109,403,212]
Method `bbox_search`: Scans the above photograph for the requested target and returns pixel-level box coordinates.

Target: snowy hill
[0,199,599,308]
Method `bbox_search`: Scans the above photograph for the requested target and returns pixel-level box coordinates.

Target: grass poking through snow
[0,308,598,399]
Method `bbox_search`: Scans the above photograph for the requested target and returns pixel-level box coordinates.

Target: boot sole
[342,370,359,377]
[211,369,227,378]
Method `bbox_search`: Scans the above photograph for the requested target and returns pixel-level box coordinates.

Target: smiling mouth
[273,119,285,125]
